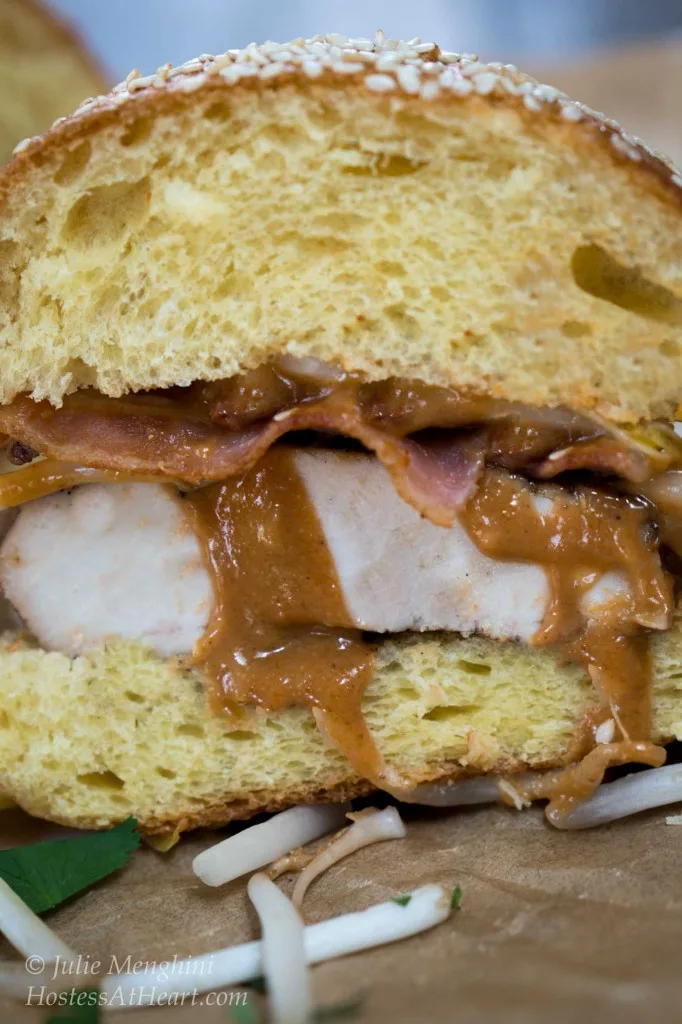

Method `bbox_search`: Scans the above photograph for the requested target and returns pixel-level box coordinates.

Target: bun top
[0,0,108,163]
[1,33,682,422]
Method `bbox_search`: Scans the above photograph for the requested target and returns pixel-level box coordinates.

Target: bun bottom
[1,625,680,835]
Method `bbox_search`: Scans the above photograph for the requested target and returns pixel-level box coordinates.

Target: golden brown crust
[3,38,680,207]
[1,35,681,420]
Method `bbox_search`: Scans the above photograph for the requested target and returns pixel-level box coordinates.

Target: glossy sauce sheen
[2,365,679,808]
[460,468,671,739]
[461,469,672,805]
[185,448,386,784]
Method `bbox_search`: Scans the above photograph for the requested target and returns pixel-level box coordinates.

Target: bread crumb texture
[0,624,680,833]
[0,0,107,163]
[1,42,682,420]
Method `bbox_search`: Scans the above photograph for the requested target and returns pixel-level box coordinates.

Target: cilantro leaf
[313,995,364,1020]
[391,895,412,907]
[248,975,267,994]
[45,987,101,1022]
[451,884,462,911]
[229,1000,262,1024]
[0,818,140,913]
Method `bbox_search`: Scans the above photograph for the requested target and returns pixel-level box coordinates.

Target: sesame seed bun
[0,0,109,164]
[0,35,681,421]
[2,35,682,835]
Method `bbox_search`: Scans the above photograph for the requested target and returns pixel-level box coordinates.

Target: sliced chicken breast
[0,483,212,657]
[0,452,632,658]
[293,450,549,641]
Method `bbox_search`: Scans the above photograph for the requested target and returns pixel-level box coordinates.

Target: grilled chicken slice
[0,452,633,658]
[0,483,212,657]
[294,450,550,641]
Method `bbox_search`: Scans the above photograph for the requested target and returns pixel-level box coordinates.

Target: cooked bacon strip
[0,390,485,525]
[532,437,652,483]
[0,460,138,509]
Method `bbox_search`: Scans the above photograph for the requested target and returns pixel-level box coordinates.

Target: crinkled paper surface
[1,802,680,1022]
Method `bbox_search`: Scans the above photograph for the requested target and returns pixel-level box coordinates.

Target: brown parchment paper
[1,801,682,1023]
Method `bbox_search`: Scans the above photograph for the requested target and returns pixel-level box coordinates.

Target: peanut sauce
[185,447,394,787]
[2,363,680,811]
[460,468,673,807]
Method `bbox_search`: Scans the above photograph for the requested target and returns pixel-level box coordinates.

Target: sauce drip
[2,363,680,810]
[460,468,672,808]
[185,448,396,787]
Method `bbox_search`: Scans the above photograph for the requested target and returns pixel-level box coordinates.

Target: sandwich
[0,0,108,165]
[1,34,682,838]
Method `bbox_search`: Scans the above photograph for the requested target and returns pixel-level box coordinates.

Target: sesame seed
[353,50,379,64]
[12,137,32,154]
[218,64,249,83]
[332,61,365,74]
[449,77,474,96]
[501,78,522,95]
[301,59,324,78]
[208,53,234,74]
[611,133,642,161]
[595,719,615,744]
[128,74,155,92]
[241,48,268,65]
[259,62,288,78]
[396,65,421,94]
[534,83,559,102]
[473,72,499,95]
[364,73,397,93]
[420,80,440,100]
[560,102,583,121]
[672,173,682,188]
[30,29,667,195]
[375,52,401,70]
[177,73,206,92]
[308,41,328,57]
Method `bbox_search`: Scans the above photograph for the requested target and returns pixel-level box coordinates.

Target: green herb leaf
[313,995,364,1020]
[451,884,462,911]
[248,974,267,994]
[45,987,101,1023]
[391,895,412,907]
[0,818,140,913]
[229,999,262,1024]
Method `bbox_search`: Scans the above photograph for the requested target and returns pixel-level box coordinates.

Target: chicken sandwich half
[1,36,682,835]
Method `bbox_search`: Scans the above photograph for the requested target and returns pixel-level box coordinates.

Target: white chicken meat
[0,451,631,658]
